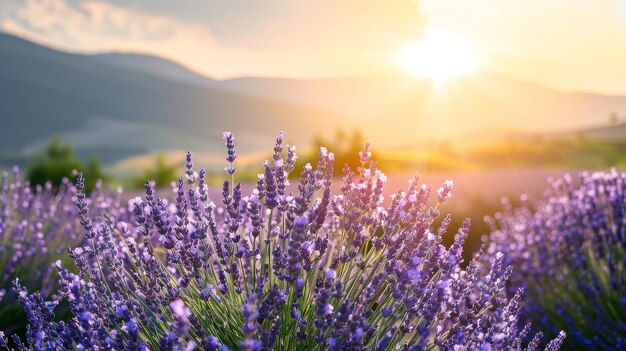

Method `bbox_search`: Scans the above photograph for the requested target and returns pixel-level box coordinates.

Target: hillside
[2,32,626,168]
[94,49,626,143]
[0,33,344,165]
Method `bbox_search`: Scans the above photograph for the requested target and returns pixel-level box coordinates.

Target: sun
[400,29,481,81]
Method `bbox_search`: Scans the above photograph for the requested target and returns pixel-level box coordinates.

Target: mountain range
[1,32,625,169]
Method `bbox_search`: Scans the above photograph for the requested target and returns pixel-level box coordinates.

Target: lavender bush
[0,168,123,335]
[2,133,563,350]
[484,169,625,350]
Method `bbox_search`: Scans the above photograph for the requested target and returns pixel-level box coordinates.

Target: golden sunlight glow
[400,28,480,80]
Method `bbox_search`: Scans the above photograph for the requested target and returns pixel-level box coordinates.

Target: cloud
[68,0,425,51]
[1,0,217,51]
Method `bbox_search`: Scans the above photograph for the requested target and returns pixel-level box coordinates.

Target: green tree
[26,136,107,193]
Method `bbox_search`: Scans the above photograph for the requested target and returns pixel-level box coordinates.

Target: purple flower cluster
[484,169,625,350]
[3,133,563,350]
[0,167,124,335]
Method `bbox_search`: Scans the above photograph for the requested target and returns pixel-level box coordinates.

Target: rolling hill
[0,33,345,166]
[1,32,626,170]
[93,45,626,145]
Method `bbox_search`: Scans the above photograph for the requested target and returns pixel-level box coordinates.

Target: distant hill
[554,121,626,140]
[2,32,626,169]
[0,33,344,167]
[90,53,219,88]
[94,47,626,143]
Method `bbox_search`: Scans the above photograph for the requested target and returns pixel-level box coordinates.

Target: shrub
[484,169,625,350]
[0,167,123,336]
[26,136,107,194]
[3,133,563,350]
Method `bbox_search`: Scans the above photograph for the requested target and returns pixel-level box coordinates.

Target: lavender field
[0,135,571,350]
[1,132,624,349]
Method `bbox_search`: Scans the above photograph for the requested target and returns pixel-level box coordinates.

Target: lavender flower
[437,179,454,204]
[484,169,624,350]
[223,132,237,175]
[0,169,124,336]
[0,332,6,348]
[4,133,561,350]
[170,299,192,337]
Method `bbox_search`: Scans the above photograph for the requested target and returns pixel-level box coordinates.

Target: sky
[2,0,626,94]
